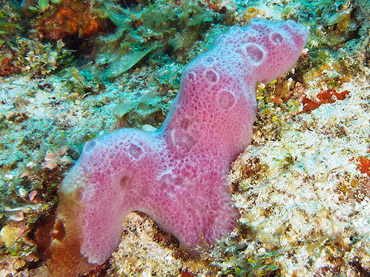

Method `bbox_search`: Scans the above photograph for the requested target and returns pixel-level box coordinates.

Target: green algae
[217,236,282,276]
[93,0,222,79]
[105,43,160,78]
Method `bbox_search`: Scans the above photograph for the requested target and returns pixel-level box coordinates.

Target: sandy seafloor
[1,0,370,276]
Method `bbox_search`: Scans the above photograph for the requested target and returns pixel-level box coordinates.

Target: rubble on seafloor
[0,0,370,276]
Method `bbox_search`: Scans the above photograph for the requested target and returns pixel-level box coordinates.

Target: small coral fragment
[301,89,349,113]
[0,226,21,248]
[356,157,370,177]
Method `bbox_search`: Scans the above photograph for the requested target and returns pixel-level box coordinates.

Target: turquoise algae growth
[0,0,370,276]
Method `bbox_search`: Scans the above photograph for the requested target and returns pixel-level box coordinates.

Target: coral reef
[228,78,370,275]
[0,0,370,276]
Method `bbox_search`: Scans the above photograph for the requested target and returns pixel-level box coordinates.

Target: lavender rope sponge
[45,19,309,275]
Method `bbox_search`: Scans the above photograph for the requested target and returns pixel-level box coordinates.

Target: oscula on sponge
[44,19,309,276]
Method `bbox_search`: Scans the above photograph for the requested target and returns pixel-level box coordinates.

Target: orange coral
[37,0,106,40]
[356,157,370,177]
[301,89,349,113]
[181,268,195,277]
[0,57,18,76]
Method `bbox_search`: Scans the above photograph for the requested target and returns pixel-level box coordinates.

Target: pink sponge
[48,19,309,272]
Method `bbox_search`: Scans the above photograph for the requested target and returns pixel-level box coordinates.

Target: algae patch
[105,43,160,78]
